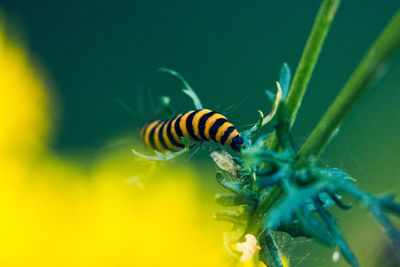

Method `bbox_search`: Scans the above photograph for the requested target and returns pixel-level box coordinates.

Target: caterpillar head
[230,135,245,152]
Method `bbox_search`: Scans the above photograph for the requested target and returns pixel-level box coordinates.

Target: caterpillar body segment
[140,109,244,152]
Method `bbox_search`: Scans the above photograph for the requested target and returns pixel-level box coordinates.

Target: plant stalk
[285,0,341,126]
[268,0,341,150]
[296,8,400,166]
[248,1,341,247]
[248,187,283,237]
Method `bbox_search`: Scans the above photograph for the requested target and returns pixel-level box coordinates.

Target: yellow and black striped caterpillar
[139,109,244,152]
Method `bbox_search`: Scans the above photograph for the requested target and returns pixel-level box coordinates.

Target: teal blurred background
[2,0,400,266]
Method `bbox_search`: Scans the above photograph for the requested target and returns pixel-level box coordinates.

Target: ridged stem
[296,8,400,166]
[285,0,341,125]
[249,0,342,244]
[268,0,341,150]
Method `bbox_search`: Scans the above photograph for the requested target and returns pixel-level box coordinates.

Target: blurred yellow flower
[0,13,290,267]
[0,15,231,267]
[0,17,49,159]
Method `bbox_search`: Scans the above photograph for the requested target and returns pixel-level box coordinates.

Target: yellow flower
[0,14,230,267]
[0,12,291,267]
[0,16,49,159]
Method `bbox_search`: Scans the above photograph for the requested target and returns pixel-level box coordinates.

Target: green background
[2,1,400,266]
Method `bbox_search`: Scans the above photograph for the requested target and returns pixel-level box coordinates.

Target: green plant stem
[285,0,340,125]
[247,187,283,237]
[296,8,400,167]
[248,0,342,250]
[268,0,340,150]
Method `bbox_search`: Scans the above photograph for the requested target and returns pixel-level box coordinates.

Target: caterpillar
[139,109,244,152]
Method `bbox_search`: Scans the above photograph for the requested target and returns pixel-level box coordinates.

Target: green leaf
[313,200,359,267]
[259,231,284,267]
[214,210,248,225]
[279,62,291,98]
[297,206,335,246]
[131,148,187,161]
[265,178,341,229]
[215,191,258,207]
[215,171,245,193]
[158,68,203,110]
